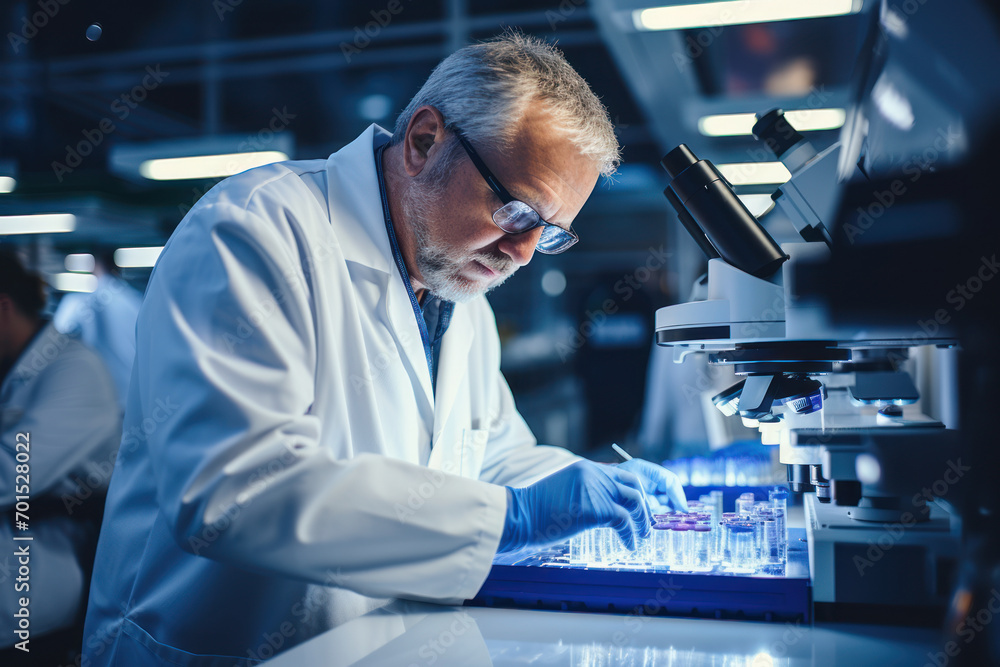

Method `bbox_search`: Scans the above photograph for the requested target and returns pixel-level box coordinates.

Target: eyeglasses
[453,128,579,254]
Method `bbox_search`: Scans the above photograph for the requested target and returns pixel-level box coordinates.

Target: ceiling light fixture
[698,108,847,136]
[114,246,164,268]
[634,0,858,31]
[0,213,76,235]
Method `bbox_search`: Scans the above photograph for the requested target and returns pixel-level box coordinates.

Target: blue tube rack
[467,528,811,622]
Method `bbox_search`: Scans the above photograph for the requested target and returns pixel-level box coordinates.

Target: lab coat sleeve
[138,199,506,603]
[0,342,120,507]
[477,370,580,488]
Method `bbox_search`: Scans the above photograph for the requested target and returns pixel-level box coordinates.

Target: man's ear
[401,105,448,177]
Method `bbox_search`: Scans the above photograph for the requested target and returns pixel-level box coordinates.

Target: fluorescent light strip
[0,176,15,193]
[717,162,791,185]
[51,272,98,293]
[0,213,76,235]
[65,253,96,273]
[139,151,289,181]
[634,0,856,31]
[699,108,847,137]
[114,246,163,268]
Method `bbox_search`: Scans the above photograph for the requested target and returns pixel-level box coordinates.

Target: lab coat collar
[324,123,396,275]
[323,124,476,431]
[325,125,435,406]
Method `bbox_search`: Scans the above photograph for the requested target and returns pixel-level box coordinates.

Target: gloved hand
[498,460,651,553]
[616,458,689,512]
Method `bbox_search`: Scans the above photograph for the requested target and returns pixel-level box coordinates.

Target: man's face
[403,108,600,303]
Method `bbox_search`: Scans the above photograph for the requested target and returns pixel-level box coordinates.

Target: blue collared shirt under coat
[373,140,454,393]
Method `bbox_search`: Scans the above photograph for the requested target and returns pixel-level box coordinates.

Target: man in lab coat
[83,33,685,665]
[0,248,120,662]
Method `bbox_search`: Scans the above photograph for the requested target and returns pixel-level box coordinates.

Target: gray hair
[391,31,620,177]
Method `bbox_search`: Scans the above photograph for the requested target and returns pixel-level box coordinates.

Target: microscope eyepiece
[660,144,788,279]
[660,144,699,178]
[752,108,804,159]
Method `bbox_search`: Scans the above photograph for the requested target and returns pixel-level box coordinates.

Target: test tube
[737,492,755,517]
[721,520,736,568]
[593,527,612,565]
[720,513,738,565]
[753,507,773,566]
[610,526,627,564]
[710,490,724,510]
[708,491,724,563]
[581,528,595,564]
[569,532,581,564]
[630,528,653,565]
[770,487,789,563]
[692,524,712,570]
[763,518,780,565]
[652,521,672,567]
[669,524,692,570]
[728,523,755,572]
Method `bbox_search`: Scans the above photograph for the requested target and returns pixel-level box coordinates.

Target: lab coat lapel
[432,304,474,440]
[384,280,434,406]
[325,124,434,409]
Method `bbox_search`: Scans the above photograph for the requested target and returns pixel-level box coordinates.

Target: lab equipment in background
[649,0,1000,626]
[662,450,778,487]
[660,143,787,279]
[655,135,961,622]
[751,108,837,246]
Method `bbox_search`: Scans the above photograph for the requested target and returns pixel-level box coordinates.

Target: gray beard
[401,160,516,303]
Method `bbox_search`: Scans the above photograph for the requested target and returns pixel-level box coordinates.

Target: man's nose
[497,227,542,267]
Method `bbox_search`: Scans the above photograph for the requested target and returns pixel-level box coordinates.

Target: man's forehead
[494,118,599,220]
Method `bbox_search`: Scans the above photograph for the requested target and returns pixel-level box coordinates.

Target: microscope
[654,110,963,622]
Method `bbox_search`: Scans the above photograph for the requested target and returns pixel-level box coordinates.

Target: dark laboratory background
[0,0,876,463]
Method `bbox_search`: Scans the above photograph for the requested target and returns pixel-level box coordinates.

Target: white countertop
[264,599,941,666]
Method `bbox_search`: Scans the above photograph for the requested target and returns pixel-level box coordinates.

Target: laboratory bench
[265,506,944,666]
[263,599,941,666]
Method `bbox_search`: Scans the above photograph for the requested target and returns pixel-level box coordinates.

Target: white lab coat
[0,322,121,647]
[83,124,578,666]
[53,273,143,415]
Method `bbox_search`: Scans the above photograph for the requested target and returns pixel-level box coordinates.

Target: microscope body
[655,135,961,620]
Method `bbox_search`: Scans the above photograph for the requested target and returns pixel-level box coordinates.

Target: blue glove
[616,459,689,512]
[498,460,651,553]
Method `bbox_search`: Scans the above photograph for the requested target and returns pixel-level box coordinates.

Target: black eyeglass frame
[452,128,579,255]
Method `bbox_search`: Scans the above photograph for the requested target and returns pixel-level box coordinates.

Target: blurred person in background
[54,248,144,415]
[0,247,121,664]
